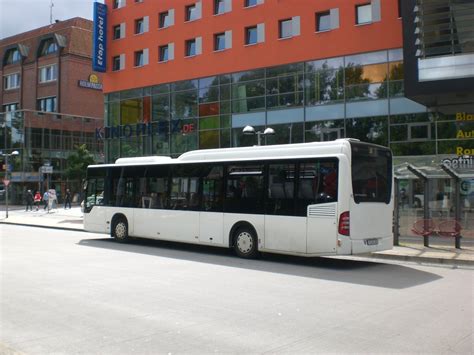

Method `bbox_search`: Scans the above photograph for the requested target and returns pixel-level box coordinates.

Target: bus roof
[89,139,369,168]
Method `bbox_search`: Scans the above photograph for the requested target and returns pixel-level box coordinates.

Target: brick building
[0,18,104,204]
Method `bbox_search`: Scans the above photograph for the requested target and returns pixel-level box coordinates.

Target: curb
[0,221,84,233]
[367,252,474,267]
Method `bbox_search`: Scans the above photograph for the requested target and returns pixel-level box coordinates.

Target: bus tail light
[338,211,350,236]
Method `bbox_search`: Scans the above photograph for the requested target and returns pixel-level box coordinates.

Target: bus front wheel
[112,217,129,243]
[233,227,258,259]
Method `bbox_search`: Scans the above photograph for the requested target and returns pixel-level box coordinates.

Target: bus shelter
[394,161,474,248]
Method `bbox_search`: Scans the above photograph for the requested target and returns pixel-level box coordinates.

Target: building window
[398,0,402,18]
[135,18,144,34]
[37,97,57,112]
[39,38,58,56]
[113,24,123,39]
[4,73,21,90]
[159,11,172,28]
[186,4,198,21]
[214,0,225,14]
[245,0,257,7]
[39,64,57,83]
[112,55,122,71]
[245,26,257,45]
[279,19,292,39]
[3,103,19,112]
[159,45,169,62]
[135,50,144,67]
[135,0,143,3]
[3,48,22,65]
[186,39,197,57]
[316,11,331,32]
[113,0,125,9]
[356,3,372,24]
[214,33,226,51]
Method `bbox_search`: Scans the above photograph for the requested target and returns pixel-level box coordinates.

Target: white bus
[83,139,393,258]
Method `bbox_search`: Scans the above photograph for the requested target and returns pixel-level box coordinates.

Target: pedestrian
[43,190,49,210]
[48,188,57,210]
[34,191,42,211]
[64,189,72,209]
[25,190,34,211]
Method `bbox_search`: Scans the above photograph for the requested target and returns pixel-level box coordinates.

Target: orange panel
[103,0,402,93]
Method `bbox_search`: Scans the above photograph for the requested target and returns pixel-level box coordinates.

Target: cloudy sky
[1,0,100,39]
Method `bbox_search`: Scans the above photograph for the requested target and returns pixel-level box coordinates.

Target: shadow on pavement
[78,236,442,290]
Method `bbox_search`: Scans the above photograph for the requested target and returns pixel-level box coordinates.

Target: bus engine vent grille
[308,204,336,218]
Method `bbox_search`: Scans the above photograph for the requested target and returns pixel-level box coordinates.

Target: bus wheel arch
[111,213,129,243]
[230,222,259,259]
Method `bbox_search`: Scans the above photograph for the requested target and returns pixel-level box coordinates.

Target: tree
[64,144,96,183]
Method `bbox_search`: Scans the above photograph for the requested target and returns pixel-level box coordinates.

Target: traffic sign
[3,179,10,187]
[41,166,53,174]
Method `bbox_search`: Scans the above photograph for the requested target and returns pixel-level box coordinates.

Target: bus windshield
[351,142,392,204]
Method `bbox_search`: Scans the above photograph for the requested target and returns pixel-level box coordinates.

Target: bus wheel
[233,227,258,259]
[112,217,129,243]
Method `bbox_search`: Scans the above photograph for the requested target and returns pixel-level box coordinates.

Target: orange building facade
[104,0,402,93]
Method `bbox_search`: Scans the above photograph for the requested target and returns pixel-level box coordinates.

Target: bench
[411,219,462,249]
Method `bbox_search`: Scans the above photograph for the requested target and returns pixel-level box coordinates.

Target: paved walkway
[1,205,473,267]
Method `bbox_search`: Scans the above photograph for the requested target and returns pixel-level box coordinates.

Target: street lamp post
[2,150,20,219]
[242,125,275,146]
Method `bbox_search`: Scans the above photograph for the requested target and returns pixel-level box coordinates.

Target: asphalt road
[1,225,472,354]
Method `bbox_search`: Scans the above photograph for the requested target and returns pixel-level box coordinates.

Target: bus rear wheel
[112,217,129,243]
[233,227,258,259]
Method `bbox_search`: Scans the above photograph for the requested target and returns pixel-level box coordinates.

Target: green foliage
[64,144,95,182]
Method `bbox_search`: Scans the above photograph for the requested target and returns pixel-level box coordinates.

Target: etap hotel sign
[92,2,107,72]
[96,122,196,140]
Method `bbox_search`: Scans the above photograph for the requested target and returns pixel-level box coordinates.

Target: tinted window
[296,159,338,216]
[351,142,392,203]
[225,164,264,214]
[169,165,200,210]
[84,167,107,212]
[267,163,296,216]
[202,165,224,212]
[141,165,170,209]
[110,167,139,208]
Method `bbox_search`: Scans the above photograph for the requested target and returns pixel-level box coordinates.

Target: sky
[1,0,100,40]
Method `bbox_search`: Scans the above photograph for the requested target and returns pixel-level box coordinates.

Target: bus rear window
[351,142,392,204]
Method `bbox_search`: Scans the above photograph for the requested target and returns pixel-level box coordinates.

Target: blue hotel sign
[92,2,107,72]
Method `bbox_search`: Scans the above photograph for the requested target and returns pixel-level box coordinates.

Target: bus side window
[296,160,338,216]
[169,165,200,211]
[225,164,264,214]
[267,163,295,216]
[202,165,223,212]
[147,166,169,209]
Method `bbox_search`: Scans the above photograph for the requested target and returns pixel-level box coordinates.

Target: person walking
[64,189,72,209]
[43,190,49,210]
[49,188,57,210]
[34,191,42,211]
[25,190,34,211]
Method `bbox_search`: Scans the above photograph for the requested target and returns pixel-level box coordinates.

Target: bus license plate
[364,238,379,246]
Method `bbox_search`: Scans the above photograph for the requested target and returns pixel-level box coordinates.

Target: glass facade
[103,48,474,162]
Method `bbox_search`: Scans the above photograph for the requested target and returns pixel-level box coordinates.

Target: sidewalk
[0,205,84,231]
[1,206,473,267]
